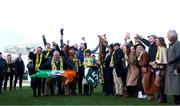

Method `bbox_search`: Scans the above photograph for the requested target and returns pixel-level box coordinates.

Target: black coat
[5,61,14,73]
[41,57,76,71]
[14,58,25,75]
[0,58,7,77]
[28,52,46,71]
[113,48,125,77]
[104,53,112,69]
[104,53,113,78]
[43,50,53,61]
[141,38,157,63]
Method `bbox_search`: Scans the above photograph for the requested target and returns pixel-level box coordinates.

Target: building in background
[2,43,44,82]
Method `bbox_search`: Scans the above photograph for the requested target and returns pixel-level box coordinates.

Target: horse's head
[98,34,108,47]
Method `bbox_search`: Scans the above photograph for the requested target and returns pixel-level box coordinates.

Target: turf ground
[0,85,173,105]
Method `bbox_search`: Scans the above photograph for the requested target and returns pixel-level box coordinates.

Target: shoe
[138,91,143,99]
[143,95,147,99]
[114,94,123,97]
[124,93,129,97]
[119,94,123,97]
[174,102,180,105]
[147,96,154,100]
[158,97,167,103]
[71,93,77,96]
[44,94,49,96]
[78,93,83,96]
[114,94,119,97]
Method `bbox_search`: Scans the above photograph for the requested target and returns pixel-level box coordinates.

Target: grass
[0,85,173,105]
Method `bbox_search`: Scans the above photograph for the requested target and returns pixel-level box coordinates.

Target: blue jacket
[77,44,99,63]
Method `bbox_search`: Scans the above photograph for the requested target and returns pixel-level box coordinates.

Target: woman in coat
[126,46,139,97]
[154,37,167,103]
[4,54,14,91]
[137,43,157,100]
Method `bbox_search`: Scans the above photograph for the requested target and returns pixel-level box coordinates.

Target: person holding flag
[41,51,76,96]
[42,37,54,96]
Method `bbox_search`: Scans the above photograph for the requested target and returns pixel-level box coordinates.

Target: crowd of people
[0,29,180,105]
[0,53,25,93]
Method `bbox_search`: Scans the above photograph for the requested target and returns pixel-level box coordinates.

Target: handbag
[27,61,34,69]
[27,61,35,76]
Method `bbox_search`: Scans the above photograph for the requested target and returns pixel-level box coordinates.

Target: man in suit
[28,47,46,97]
[14,53,25,89]
[110,43,125,96]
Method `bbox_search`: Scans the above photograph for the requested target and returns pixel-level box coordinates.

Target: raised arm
[91,44,99,54]
[42,35,47,47]
[141,38,150,47]
[136,34,150,47]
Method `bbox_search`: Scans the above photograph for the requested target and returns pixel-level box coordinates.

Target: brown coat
[126,53,139,86]
[139,51,157,95]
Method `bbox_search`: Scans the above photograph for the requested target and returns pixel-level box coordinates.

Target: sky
[0,0,180,51]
